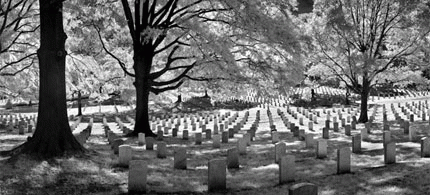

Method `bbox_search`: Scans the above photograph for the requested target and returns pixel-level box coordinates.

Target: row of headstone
[73,118,93,145]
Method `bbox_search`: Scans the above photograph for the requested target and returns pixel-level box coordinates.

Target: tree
[65,54,125,116]
[0,0,39,77]
[94,0,304,137]
[309,0,430,122]
[7,0,85,158]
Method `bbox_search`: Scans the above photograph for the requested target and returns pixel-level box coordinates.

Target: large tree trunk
[358,80,370,123]
[11,0,84,158]
[128,78,155,137]
[128,49,156,137]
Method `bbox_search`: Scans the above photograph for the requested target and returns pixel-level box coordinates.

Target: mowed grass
[1,100,430,194]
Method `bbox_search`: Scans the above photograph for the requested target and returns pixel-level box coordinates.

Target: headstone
[146,137,154,150]
[361,129,368,140]
[237,138,247,155]
[119,145,132,167]
[221,131,229,143]
[213,134,221,148]
[208,159,226,192]
[157,130,163,141]
[409,128,417,142]
[172,128,178,137]
[352,134,361,153]
[345,125,351,136]
[205,129,212,139]
[195,132,202,145]
[138,133,145,146]
[112,138,125,154]
[384,142,396,164]
[279,155,295,184]
[275,142,287,163]
[333,122,339,132]
[182,130,189,140]
[383,131,391,146]
[305,134,314,148]
[213,124,219,135]
[227,148,239,168]
[128,160,147,194]
[27,124,33,133]
[228,128,234,138]
[325,120,330,130]
[365,122,371,133]
[316,140,327,159]
[322,128,329,139]
[337,147,351,174]
[421,137,430,157]
[298,129,305,141]
[288,183,318,195]
[272,131,280,144]
[174,148,187,169]
[157,142,167,158]
[308,121,313,131]
[403,121,410,134]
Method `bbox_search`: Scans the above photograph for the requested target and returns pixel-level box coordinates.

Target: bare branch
[150,80,183,95]
[94,25,135,77]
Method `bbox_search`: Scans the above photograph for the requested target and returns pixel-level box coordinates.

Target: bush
[291,94,357,108]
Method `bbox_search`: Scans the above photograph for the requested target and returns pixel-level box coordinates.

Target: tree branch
[94,25,135,77]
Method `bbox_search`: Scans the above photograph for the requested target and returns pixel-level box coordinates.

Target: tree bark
[77,90,82,116]
[358,80,370,123]
[11,0,85,158]
[128,49,156,137]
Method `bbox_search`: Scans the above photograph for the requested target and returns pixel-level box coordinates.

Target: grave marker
[183,130,189,140]
[345,125,351,136]
[208,159,226,192]
[128,160,147,194]
[384,142,396,164]
[195,132,202,145]
[146,137,154,150]
[174,148,187,169]
[213,134,221,148]
[138,133,145,146]
[237,138,247,155]
[119,145,132,167]
[421,137,430,157]
[288,183,318,195]
[322,128,329,139]
[305,134,314,148]
[316,140,327,159]
[275,142,287,163]
[227,148,239,168]
[337,147,351,174]
[272,131,280,144]
[279,155,295,184]
[352,134,361,153]
[157,142,167,158]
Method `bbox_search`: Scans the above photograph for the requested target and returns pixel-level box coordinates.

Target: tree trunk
[358,81,370,123]
[128,77,155,137]
[77,90,82,116]
[12,0,84,158]
[128,47,156,137]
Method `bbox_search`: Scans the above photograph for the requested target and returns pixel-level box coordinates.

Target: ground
[1,95,430,194]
